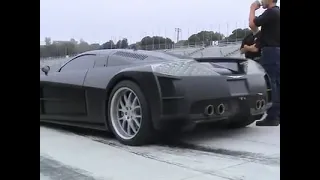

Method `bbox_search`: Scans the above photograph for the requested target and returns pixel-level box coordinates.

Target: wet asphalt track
[40,122,280,180]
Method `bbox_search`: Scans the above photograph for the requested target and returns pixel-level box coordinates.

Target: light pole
[175,28,181,43]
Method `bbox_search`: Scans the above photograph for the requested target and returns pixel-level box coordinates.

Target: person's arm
[249,2,260,32]
[249,9,258,32]
[240,47,247,54]
[245,44,259,52]
[249,3,273,31]
[241,44,258,53]
[240,39,246,54]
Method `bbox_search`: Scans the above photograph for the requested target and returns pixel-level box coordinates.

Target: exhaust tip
[216,103,225,115]
[256,100,262,110]
[260,99,265,108]
[204,105,214,116]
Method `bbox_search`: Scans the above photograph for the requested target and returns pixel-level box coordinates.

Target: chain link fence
[40,41,243,69]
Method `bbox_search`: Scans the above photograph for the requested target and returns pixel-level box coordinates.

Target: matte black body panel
[40,49,270,131]
[155,74,270,123]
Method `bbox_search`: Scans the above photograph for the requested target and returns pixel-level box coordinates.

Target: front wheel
[108,80,154,146]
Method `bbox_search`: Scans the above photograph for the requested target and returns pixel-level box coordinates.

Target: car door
[81,55,110,124]
[40,54,96,122]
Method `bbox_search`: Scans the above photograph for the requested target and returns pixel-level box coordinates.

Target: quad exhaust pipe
[255,99,266,110]
[204,105,214,116]
[204,99,265,116]
[216,103,225,115]
[204,103,225,116]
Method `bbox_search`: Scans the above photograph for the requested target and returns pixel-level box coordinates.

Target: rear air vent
[114,51,148,60]
[157,77,176,97]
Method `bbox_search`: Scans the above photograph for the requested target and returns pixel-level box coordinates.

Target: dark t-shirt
[240,32,261,59]
[253,6,280,48]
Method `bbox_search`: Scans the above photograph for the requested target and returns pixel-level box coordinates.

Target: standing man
[249,0,280,126]
[240,30,261,62]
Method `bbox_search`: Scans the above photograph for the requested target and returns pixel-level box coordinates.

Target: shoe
[256,119,279,126]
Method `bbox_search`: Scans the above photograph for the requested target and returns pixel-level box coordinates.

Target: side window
[60,55,96,72]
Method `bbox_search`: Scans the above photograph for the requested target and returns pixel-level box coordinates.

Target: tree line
[40,28,251,58]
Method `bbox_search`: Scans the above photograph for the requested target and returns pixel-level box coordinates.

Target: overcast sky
[40,0,280,44]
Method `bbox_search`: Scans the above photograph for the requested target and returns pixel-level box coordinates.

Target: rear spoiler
[194,57,247,63]
[194,57,248,74]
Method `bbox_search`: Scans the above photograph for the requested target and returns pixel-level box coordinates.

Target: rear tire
[107,80,154,146]
[226,116,256,129]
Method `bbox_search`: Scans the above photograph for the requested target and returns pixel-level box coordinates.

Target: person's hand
[243,45,250,50]
[243,45,251,52]
[250,1,261,10]
[249,44,256,48]
[244,44,257,51]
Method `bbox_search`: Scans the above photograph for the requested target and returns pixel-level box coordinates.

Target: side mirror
[41,66,50,75]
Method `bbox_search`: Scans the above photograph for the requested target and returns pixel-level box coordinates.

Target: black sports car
[40,49,271,146]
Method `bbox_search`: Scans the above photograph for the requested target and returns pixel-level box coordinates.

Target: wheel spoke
[120,118,126,129]
[132,106,141,111]
[131,97,138,108]
[126,122,131,135]
[134,114,142,119]
[118,116,125,121]
[119,98,126,109]
[129,121,137,134]
[123,93,131,106]
[123,94,128,104]
[132,117,140,128]
[128,92,133,105]
[119,107,126,112]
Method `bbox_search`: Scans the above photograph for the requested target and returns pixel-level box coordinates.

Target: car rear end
[151,58,272,125]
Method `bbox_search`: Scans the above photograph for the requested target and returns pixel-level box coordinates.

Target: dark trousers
[260,47,280,120]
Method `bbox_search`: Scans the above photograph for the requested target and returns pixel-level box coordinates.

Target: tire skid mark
[84,133,279,166]
[42,125,279,166]
[163,141,280,166]
[40,155,106,180]
[91,138,243,180]
[41,125,279,180]
[41,127,239,180]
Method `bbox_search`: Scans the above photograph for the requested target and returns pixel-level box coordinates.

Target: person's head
[261,0,277,9]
